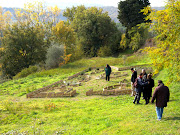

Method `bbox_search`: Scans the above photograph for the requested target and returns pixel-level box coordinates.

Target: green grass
[0,55,179,134]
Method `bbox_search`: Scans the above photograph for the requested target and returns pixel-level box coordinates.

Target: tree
[52,21,76,57]
[118,0,151,51]
[45,43,64,69]
[0,6,12,46]
[64,6,118,57]
[117,0,151,30]
[0,22,47,78]
[129,32,141,51]
[143,0,180,82]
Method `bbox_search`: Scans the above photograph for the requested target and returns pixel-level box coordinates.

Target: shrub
[14,66,38,79]
[98,46,112,57]
[45,43,64,69]
[80,72,85,75]
[88,67,92,71]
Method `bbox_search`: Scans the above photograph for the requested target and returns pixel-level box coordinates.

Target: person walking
[131,68,137,96]
[133,73,148,104]
[144,74,154,104]
[105,64,112,81]
[151,80,170,120]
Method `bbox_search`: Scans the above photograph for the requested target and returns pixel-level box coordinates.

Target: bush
[98,46,112,57]
[80,71,85,75]
[88,67,92,71]
[14,66,38,79]
[45,43,64,69]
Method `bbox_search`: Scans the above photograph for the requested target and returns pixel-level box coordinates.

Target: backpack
[133,78,139,88]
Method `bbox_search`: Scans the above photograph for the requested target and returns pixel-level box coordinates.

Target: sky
[0,0,167,9]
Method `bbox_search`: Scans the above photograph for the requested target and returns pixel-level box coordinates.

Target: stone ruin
[26,67,102,98]
[26,65,150,98]
[95,72,128,80]
[86,82,131,96]
[26,82,77,98]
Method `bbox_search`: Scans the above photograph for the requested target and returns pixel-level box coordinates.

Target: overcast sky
[0,0,167,9]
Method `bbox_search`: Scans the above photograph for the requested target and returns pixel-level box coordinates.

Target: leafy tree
[143,0,180,82]
[52,21,76,58]
[129,32,141,51]
[0,23,47,78]
[117,0,151,30]
[118,0,151,51]
[45,43,64,69]
[120,34,129,50]
[64,6,118,57]
[0,6,12,46]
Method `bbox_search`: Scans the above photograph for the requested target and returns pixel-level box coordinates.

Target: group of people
[105,64,170,121]
[131,68,154,105]
[131,68,170,120]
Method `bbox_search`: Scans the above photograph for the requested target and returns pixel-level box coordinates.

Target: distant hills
[2,6,165,23]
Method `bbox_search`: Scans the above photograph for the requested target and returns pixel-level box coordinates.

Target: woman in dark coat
[144,74,154,104]
[105,64,111,81]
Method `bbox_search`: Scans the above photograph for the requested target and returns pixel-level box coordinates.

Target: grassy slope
[0,55,179,134]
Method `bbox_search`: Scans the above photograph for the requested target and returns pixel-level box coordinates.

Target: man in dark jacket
[151,80,170,120]
[133,73,148,104]
[131,68,137,96]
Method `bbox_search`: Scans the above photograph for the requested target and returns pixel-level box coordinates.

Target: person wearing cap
[151,80,170,120]
[131,68,137,96]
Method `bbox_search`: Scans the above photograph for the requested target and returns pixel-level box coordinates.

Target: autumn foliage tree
[0,2,63,77]
[143,0,180,82]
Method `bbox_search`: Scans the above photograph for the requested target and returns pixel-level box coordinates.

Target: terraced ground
[0,56,179,134]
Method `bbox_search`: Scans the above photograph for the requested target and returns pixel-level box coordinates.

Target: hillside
[0,54,179,134]
[3,6,165,23]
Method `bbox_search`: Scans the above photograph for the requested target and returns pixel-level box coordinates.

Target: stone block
[93,90,103,95]
[107,86,113,90]
[70,90,76,97]
[91,72,95,74]
[86,89,93,96]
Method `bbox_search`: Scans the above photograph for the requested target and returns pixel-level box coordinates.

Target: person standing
[133,73,148,104]
[144,74,154,104]
[142,69,147,99]
[105,64,112,81]
[131,68,137,96]
[142,69,147,82]
[151,80,170,120]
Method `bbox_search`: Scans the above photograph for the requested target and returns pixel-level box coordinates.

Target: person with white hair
[151,80,170,120]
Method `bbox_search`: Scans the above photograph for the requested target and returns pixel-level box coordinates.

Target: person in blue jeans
[151,80,170,120]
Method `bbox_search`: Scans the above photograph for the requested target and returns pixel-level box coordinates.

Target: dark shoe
[133,101,135,104]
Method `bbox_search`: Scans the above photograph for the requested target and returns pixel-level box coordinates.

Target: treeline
[0,2,125,78]
[1,0,177,81]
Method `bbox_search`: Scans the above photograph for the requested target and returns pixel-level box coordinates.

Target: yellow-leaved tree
[142,0,180,82]
[52,21,76,64]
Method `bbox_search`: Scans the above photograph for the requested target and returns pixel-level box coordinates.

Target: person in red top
[151,80,170,120]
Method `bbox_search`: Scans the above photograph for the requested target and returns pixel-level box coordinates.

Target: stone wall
[26,80,63,98]
[118,64,150,71]
[86,89,131,96]
[27,90,76,98]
